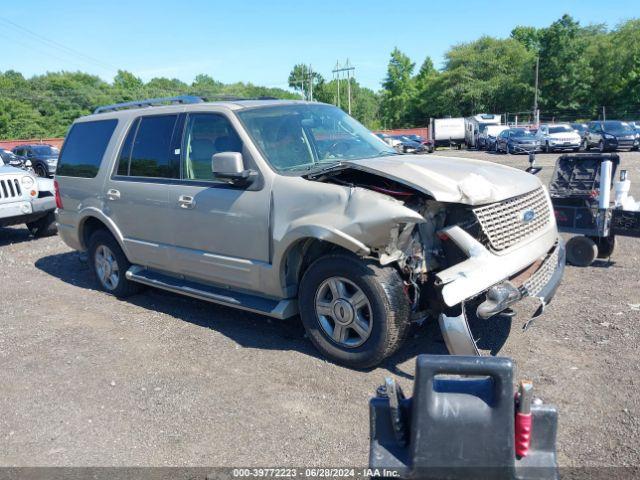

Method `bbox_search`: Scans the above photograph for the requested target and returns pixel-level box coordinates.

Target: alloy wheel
[94,244,120,290]
[314,276,373,348]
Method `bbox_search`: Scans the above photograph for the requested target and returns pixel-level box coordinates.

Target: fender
[77,207,127,252]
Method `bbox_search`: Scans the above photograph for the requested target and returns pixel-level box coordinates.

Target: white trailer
[430,117,466,149]
[465,113,503,149]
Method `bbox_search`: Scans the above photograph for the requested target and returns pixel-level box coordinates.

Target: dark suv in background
[583,121,639,152]
[12,144,59,177]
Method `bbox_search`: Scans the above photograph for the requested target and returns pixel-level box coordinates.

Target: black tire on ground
[34,164,47,177]
[566,235,598,267]
[589,235,616,259]
[26,211,57,237]
[88,229,141,298]
[298,253,411,369]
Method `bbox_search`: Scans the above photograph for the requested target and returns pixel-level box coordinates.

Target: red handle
[515,412,532,458]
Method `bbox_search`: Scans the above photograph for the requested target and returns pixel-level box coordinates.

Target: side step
[125,266,298,319]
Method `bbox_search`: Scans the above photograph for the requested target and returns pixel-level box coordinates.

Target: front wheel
[298,253,411,369]
[26,211,57,237]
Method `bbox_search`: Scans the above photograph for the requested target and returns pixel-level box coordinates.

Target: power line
[0,17,118,72]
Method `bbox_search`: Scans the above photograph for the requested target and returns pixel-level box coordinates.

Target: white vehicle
[0,158,57,237]
[430,117,465,148]
[536,124,582,153]
[480,125,509,150]
[465,114,502,149]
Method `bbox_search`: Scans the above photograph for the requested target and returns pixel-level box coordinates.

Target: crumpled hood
[345,154,542,205]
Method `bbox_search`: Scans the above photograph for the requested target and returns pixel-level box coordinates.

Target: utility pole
[602,106,606,121]
[332,60,356,113]
[308,64,313,102]
[533,56,540,126]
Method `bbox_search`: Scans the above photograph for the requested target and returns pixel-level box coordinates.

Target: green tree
[380,48,416,128]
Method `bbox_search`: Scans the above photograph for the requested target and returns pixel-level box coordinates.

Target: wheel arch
[77,209,126,253]
[278,235,363,297]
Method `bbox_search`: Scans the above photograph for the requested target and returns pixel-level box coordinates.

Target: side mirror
[212,152,256,186]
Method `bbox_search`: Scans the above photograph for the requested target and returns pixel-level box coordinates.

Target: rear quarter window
[57,119,118,178]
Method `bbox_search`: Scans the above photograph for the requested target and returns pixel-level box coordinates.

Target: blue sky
[1,0,636,92]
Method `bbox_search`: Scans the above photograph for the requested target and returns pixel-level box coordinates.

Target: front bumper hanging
[438,239,566,356]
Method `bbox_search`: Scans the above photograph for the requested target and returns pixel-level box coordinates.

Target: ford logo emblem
[522,209,536,223]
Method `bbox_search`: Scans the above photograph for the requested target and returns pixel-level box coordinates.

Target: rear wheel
[298,253,411,369]
[26,211,57,237]
[34,164,48,177]
[566,235,598,267]
[88,230,141,297]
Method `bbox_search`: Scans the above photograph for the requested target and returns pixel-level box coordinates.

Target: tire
[88,230,141,298]
[589,235,616,258]
[566,235,598,267]
[34,164,48,178]
[298,253,411,369]
[26,211,57,237]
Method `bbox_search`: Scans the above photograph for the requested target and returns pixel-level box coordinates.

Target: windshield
[602,121,634,134]
[236,104,396,172]
[31,145,59,156]
[511,129,535,138]
[548,125,573,134]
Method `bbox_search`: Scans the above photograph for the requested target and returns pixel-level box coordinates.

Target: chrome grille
[0,176,22,200]
[473,187,550,251]
[520,245,560,297]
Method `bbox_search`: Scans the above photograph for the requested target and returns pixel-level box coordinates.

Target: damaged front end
[307,166,565,356]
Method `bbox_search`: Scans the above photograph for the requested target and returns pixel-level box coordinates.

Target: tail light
[54,180,63,209]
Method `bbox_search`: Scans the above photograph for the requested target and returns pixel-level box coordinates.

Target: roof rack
[94,95,204,114]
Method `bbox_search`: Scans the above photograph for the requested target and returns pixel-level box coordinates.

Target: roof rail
[94,95,204,114]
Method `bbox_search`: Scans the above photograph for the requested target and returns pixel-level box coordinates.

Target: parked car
[55,96,564,368]
[389,135,428,154]
[628,121,640,147]
[583,121,639,152]
[0,149,26,169]
[375,133,402,150]
[495,128,540,154]
[570,122,588,137]
[12,144,59,177]
[536,123,582,152]
[479,125,508,150]
[404,134,434,153]
[0,153,57,236]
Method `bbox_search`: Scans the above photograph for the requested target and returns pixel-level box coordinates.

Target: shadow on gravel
[0,226,35,246]
[35,251,477,376]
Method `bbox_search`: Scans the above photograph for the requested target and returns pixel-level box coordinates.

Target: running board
[125,266,298,319]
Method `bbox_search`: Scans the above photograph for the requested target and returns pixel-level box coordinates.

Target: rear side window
[127,115,179,178]
[57,120,118,178]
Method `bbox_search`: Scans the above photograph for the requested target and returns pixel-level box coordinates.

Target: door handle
[106,189,121,201]
[178,195,195,209]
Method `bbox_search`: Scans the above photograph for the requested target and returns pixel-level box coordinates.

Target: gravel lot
[1,150,639,468]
